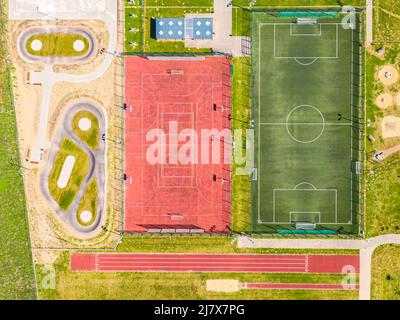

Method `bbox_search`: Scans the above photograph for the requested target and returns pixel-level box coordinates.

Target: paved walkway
[24,0,118,162]
[238,234,400,300]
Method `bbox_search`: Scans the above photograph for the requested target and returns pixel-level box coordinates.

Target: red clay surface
[241,283,359,290]
[71,253,359,273]
[124,56,231,233]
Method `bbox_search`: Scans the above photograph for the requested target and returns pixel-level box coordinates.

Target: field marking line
[269,23,339,59]
[294,58,318,66]
[270,188,338,225]
[290,23,322,36]
[289,211,321,224]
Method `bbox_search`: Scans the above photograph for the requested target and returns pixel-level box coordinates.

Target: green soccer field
[250,13,362,234]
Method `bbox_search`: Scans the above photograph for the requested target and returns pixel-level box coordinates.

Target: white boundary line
[267,23,339,59]
[270,188,337,225]
[289,212,321,224]
[290,23,322,36]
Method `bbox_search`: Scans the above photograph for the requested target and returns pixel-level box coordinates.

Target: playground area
[250,13,363,234]
[124,56,231,234]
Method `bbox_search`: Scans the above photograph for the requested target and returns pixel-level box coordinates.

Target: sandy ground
[378,65,399,86]
[381,116,400,138]
[395,93,400,106]
[206,280,240,292]
[9,3,125,257]
[376,93,394,109]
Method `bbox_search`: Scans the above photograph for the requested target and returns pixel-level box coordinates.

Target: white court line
[289,212,321,224]
[269,188,337,225]
[290,23,322,36]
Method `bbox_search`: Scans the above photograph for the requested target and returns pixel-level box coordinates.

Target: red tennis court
[124,56,231,233]
[71,253,359,273]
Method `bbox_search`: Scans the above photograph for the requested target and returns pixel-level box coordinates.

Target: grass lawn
[36,251,358,300]
[125,7,144,53]
[76,179,97,227]
[26,33,89,57]
[232,7,250,36]
[231,57,251,233]
[118,235,359,255]
[365,45,400,237]
[72,110,99,150]
[0,2,36,299]
[371,244,400,300]
[48,138,90,211]
[374,0,400,43]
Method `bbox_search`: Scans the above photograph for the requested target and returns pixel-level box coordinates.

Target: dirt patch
[376,93,394,109]
[382,116,400,138]
[382,143,400,160]
[378,65,399,86]
[206,279,239,292]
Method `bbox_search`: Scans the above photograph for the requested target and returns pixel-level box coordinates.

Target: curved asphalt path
[17,26,96,64]
[40,101,106,235]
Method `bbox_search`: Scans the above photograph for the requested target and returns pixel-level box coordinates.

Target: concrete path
[366,0,373,45]
[238,234,400,300]
[25,0,118,162]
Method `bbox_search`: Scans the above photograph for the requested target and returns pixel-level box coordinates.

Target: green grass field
[231,57,251,232]
[365,44,400,237]
[251,13,361,233]
[26,34,89,57]
[0,2,36,299]
[72,110,99,150]
[371,244,400,300]
[48,138,90,211]
[374,0,400,43]
[76,179,97,226]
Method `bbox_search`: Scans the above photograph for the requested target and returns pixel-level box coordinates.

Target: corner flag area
[124,56,232,234]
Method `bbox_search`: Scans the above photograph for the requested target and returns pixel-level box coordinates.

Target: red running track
[71,253,359,274]
[241,283,359,290]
